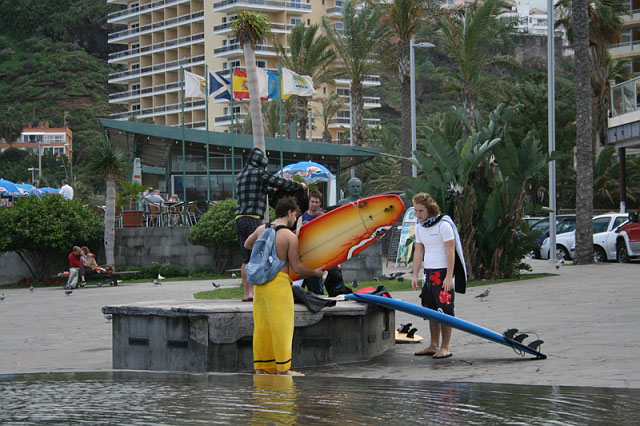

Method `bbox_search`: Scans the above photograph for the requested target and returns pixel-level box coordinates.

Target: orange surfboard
[290,194,405,280]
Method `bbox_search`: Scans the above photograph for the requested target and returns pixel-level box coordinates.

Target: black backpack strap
[274,225,289,232]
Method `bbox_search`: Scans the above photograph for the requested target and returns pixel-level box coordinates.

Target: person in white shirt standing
[411,192,466,359]
[59,179,74,200]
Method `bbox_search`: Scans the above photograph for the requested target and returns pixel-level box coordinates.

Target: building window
[132,104,141,112]
[291,17,302,25]
[131,43,140,52]
[228,60,241,69]
[131,23,139,30]
[131,63,140,70]
[130,3,138,9]
[256,60,266,68]
[337,110,350,118]
[131,83,140,91]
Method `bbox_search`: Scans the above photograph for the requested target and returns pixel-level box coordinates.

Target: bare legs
[241,264,254,301]
[416,321,452,358]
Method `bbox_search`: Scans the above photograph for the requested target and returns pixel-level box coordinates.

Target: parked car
[530,215,576,259]
[596,211,640,263]
[540,213,629,262]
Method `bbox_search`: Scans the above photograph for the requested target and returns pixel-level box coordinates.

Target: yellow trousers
[253,272,294,374]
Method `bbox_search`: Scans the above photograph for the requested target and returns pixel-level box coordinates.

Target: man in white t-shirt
[411,192,456,359]
[59,179,74,200]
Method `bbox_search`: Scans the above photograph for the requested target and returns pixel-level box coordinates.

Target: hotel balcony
[325,6,342,18]
[213,21,297,36]
[337,94,381,109]
[108,10,204,44]
[108,0,191,25]
[213,0,311,14]
[610,40,640,60]
[214,113,248,126]
[327,117,381,129]
[334,75,381,87]
[213,43,279,58]
[108,33,204,64]
[109,100,205,121]
[109,81,182,103]
[108,55,205,84]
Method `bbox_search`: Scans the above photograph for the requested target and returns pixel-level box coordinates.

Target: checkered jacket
[235,147,302,218]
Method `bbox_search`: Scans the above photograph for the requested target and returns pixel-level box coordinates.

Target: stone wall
[340,239,383,282]
[114,227,236,270]
[0,252,32,285]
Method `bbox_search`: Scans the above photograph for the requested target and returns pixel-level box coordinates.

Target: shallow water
[1,372,638,425]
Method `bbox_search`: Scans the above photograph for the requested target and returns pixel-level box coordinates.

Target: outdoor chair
[114,205,123,228]
[167,202,184,227]
[147,203,164,227]
[187,201,198,226]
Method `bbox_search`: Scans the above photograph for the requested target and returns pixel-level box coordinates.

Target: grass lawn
[193,273,554,300]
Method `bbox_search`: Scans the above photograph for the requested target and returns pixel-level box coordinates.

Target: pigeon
[104,314,112,322]
[157,274,166,280]
[231,273,237,278]
[65,290,73,296]
[0,293,4,301]
[351,279,358,288]
[373,277,379,282]
[30,285,34,292]
[555,262,560,270]
[382,274,395,281]
[212,281,221,289]
[392,272,405,278]
[97,282,103,287]
[475,287,491,301]
[152,279,161,285]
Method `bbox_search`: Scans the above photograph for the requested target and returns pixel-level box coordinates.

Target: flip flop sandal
[242,297,254,302]
[433,353,453,359]
[414,348,436,356]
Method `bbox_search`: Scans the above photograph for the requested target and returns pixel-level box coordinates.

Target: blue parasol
[0,179,27,197]
[275,161,334,183]
[40,187,60,194]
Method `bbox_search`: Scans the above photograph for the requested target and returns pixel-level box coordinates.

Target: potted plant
[117,181,148,227]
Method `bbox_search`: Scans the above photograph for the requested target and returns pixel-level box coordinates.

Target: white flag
[256,68,269,99]
[184,70,206,98]
[282,68,316,97]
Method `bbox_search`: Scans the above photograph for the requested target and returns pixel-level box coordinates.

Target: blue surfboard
[345,293,546,359]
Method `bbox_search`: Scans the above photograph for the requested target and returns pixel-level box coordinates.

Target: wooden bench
[56,270,139,287]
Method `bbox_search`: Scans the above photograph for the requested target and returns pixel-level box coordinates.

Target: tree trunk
[243,43,265,152]
[297,96,309,140]
[104,175,116,268]
[399,41,412,190]
[351,81,365,146]
[573,0,594,265]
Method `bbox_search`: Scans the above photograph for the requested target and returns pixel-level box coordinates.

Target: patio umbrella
[275,161,334,183]
[40,187,60,194]
[16,183,34,192]
[0,179,26,197]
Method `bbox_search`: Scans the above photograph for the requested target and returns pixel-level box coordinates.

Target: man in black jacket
[235,147,305,301]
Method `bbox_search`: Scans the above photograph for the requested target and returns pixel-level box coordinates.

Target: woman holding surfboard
[411,193,466,359]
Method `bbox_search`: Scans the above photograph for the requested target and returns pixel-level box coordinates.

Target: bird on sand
[475,287,491,301]
[64,290,73,296]
[212,281,221,289]
[152,279,161,285]
[104,314,112,322]
[157,274,166,280]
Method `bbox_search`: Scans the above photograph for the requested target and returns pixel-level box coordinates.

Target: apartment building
[0,121,73,160]
[610,0,640,74]
[107,0,381,143]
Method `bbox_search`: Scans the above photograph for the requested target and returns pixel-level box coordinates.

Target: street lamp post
[64,143,72,182]
[410,40,435,178]
[37,138,42,179]
[28,167,38,182]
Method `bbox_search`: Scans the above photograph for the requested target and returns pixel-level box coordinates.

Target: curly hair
[412,192,440,217]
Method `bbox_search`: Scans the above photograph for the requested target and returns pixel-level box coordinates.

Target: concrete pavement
[1,260,639,388]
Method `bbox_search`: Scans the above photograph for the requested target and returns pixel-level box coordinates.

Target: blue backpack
[246,223,288,285]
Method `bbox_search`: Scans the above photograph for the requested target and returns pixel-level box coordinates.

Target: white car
[540,213,629,262]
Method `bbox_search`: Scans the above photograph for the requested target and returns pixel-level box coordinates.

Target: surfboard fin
[397,323,412,334]
[503,328,519,340]
[406,327,418,339]
[513,333,529,343]
[527,340,544,351]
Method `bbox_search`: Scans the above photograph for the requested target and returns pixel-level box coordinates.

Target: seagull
[104,314,112,322]
[475,287,491,301]
[351,279,358,288]
[65,290,73,296]
[152,279,161,285]
[157,274,165,280]
[0,293,4,301]
[212,281,221,289]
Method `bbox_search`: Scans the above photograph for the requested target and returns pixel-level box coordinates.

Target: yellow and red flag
[232,69,250,100]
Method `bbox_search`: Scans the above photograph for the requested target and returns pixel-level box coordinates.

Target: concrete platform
[103,299,394,372]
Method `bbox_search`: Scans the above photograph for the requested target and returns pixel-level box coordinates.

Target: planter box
[122,210,144,227]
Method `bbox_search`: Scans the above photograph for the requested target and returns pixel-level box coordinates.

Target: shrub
[188,199,239,274]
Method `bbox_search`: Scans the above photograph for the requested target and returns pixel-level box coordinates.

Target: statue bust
[338,177,363,205]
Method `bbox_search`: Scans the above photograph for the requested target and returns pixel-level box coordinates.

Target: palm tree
[88,139,128,268]
[232,11,271,152]
[275,23,336,140]
[323,0,389,147]
[383,0,427,186]
[436,0,519,131]
[0,107,24,147]
[320,94,345,142]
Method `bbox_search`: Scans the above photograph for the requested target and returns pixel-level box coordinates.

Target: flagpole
[231,66,236,199]
[180,66,188,224]
[278,62,283,172]
[205,64,211,205]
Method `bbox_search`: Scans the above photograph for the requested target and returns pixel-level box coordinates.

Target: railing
[109,33,204,61]
[213,43,277,55]
[109,55,205,81]
[109,81,182,101]
[214,113,248,123]
[213,0,311,11]
[326,6,342,14]
[108,10,204,40]
[610,76,640,117]
[110,99,206,120]
[108,0,190,21]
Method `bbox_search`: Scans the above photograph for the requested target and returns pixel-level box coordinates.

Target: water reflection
[1,372,638,424]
